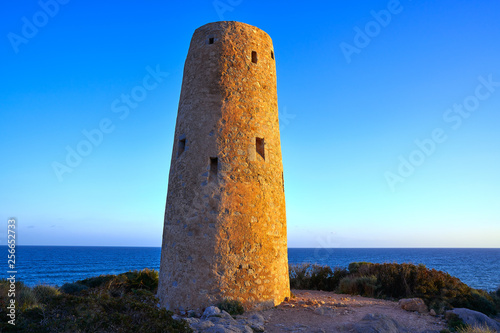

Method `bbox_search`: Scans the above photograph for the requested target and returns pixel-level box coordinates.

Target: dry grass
[457,325,496,333]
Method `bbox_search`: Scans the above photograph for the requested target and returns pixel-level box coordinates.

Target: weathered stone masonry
[158,21,290,312]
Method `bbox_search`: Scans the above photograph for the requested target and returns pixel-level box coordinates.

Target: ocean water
[3,246,499,291]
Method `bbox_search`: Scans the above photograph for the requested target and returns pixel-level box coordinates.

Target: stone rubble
[173,306,267,333]
[172,291,456,332]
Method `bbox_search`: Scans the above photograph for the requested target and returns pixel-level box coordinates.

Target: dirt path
[258,290,447,332]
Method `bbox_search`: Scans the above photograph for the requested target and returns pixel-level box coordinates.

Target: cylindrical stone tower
[158,21,289,312]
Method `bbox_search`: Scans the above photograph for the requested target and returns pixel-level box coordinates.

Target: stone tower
[158,21,289,312]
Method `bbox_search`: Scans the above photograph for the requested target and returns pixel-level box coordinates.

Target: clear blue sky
[1,0,499,247]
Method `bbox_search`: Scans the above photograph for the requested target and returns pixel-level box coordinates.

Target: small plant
[216,299,244,316]
[456,325,496,333]
[446,313,466,331]
[33,285,60,303]
[105,268,159,296]
[17,282,39,311]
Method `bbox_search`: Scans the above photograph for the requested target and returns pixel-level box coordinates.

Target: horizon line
[3,245,499,249]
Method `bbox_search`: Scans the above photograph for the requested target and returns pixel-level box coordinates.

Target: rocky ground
[260,290,446,332]
[176,289,449,332]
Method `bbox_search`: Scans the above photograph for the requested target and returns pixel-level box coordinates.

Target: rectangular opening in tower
[208,37,214,44]
[209,157,218,182]
[252,51,258,64]
[256,137,265,160]
[178,138,186,157]
[271,50,274,60]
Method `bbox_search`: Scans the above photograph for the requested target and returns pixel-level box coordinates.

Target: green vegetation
[289,263,348,291]
[289,262,500,316]
[338,275,378,296]
[446,313,467,331]
[216,299,245,316]
[0,269,191,333]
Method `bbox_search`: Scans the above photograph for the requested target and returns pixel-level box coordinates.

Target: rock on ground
[202,306,221,318]
[352,313,403,333]
[398,298,428,313]
[179,306,264,333]
[446,308,500,332]
[172,290,447,332]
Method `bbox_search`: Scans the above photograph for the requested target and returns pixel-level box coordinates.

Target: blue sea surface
[3,246,499,291]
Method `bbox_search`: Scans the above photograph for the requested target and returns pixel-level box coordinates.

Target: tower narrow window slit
[209,157,218,182]
[252,51,258,64]
[178,138,186,157]
[256,137,265,160]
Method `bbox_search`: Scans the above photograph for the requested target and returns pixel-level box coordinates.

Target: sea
[3,246,500,292]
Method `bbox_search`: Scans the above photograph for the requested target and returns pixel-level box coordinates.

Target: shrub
[77,274,115,288]
[347,262,372,275]
[289,263,312,289]
[104,268,159,297]
[216,299,244,316]
[338,275,378,297]
[454,289,497,317]
[121,268,159,291]
[33,285,60,303]
[289,263,348,291]
[309,265,334,291]
[15,281,40,311]
[59,282,89,295]
[490,287,500,313]
[328,266,350,290]
[343,262,497,316]
[290,262,497,317]
[0,269,191,333]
